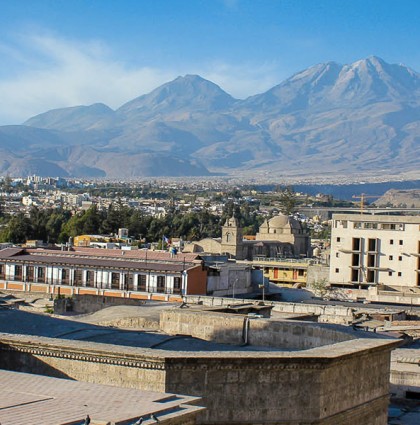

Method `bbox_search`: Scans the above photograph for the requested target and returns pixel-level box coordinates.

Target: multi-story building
[330,214,420,288]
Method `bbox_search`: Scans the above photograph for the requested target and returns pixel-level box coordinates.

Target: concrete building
[330,214,420,288]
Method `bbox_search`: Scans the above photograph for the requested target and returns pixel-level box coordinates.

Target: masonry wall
[0,332,397,425]
[160,310,357,349]
[164,348,393,425]
[0,337,167,393]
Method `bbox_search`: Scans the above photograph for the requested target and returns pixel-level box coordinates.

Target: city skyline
[1,0,419,125]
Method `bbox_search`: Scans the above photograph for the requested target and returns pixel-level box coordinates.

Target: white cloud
[0,31,284,125]
[197,61,284,99]
[0,33,176,124]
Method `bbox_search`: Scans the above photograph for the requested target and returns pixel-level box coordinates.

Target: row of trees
[0,200,264,245]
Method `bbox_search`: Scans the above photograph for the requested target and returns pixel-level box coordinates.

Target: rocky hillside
[0,56,419,178]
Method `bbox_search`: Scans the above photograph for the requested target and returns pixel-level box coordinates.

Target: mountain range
[1,56,419,178]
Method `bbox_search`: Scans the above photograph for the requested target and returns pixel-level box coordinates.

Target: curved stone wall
[0,326,399,425]
[160,310,358,349]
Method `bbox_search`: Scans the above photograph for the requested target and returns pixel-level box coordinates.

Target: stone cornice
[0,339,166,370]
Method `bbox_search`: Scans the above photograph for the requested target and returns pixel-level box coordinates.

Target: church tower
[221,216,244,260]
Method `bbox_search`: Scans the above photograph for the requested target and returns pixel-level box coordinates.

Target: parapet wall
[160,310,357,349]
[0,332,398,425]
[185,295,355,324]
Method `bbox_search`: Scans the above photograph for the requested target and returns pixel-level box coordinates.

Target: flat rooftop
[0,369,203,425]
[0,306,287,352]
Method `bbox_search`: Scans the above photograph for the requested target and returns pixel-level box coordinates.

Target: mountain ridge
[1,56,419,178]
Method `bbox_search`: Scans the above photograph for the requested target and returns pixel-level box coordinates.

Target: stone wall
[307,263,330,286]
[184,295,355,324]
[54,293,145,314]
[0,323,399,425]
[160,310,357,349]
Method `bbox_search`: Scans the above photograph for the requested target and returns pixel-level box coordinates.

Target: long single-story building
[0,247,207,296]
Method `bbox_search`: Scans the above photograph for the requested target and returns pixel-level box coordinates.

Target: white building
[330,214,420,288]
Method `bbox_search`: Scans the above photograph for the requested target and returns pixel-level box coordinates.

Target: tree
[278,187,297,215]
[310,278,329,298]
[0,213,32,243]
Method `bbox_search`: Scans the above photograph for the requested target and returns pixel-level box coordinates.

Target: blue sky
[0,0,419,124]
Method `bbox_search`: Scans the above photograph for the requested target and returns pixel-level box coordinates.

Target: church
[183,213,311,260]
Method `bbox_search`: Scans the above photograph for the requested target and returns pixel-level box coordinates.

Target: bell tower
[221,216,243,259]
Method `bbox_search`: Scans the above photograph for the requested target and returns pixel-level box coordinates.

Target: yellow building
[246,257,312,287]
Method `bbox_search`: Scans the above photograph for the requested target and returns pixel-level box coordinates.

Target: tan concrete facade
[329,214,420,288]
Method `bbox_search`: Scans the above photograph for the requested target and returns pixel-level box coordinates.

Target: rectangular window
[399,240,403,245]
[368,238,377,252]
[174,277,182,290]
[390,240,394,245]
[352,254,360,266]
[388,271,393,276]
[138,274,146,291]
[336,252,339,258]
[398,272,402,277]
[352,238,361,251]
[336,237,341,242]
[399,256,403,261]
[367,254,376,267]
[389,255,393,260]
[335,268,339,273]
[14,265,22,277]
[157,276,166,292]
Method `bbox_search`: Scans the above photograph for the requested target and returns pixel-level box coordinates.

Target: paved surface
[0,370,202,425]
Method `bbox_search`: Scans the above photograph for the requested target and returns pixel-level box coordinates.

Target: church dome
[268,213,290,229]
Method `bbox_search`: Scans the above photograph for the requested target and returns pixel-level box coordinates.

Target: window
[336,252,339,258]
[157,276,165,289]
[399,256,402,261]
[399,240,403,246]
[336,237,341,242]
[389,255,393,260]
[390,239,394,245]
[138,274,146,290]
[368,238,377,252]
[398,272,402,277]
[388,271,393,276]
[352,238,361,251]
[335,268,339,273]
[174,277,182,290]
